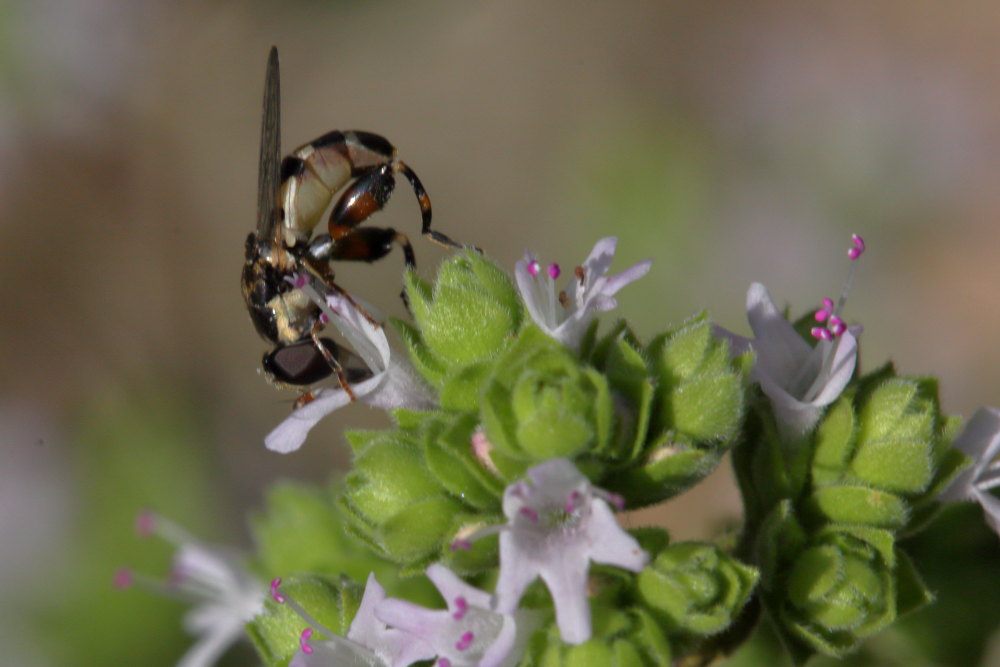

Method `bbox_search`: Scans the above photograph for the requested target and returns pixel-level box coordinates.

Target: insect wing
[256,46,282,244]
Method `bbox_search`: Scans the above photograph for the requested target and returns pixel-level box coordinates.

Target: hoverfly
[241,47,466,400]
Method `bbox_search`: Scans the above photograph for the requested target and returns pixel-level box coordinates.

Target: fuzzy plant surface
[117,234,1000,667]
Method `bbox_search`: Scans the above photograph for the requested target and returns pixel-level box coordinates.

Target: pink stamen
[455,631,475,651]
[113,568,133,589]
[814,309,829,323]
[830,320,847,337]
[547,263,561,280]
[270,578,285,603]
[519,506,539,523]
[439,659,452,667]
[452,596,468,620]
[319,312,330,324]
[300,628,314,654]
[811,327,833,341]
[848,234,866,260]
[450,539,472,552]
[527,261,541,277]
[135,510,156,537]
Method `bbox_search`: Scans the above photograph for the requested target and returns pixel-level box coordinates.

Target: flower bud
[481,327,616,463]
[757,502,930,659]
[777,525,898,656]
[530,603,673,666]
[340,430,468,565]
[649,314,747,443]
[637,542,759,637]
[401,251,523,379]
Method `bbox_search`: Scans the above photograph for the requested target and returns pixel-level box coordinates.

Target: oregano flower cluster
[119,234,1000,666]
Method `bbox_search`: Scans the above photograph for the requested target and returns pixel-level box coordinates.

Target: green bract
[604,314,749,507]
[396,250,523,386]
[247,574,362,667]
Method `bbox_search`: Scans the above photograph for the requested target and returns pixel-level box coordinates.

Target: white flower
[265,288,435,454]
[515,237,651,351]
[285,574,434,667]
[374,564,537,667]
[117,512,266,667]
[938,406,1000,536]
[490,458,648,644]
[715,282,859,436]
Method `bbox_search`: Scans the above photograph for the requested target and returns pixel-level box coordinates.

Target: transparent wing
[256,46,281,242]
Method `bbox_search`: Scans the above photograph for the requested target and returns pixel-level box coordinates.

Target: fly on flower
[241,46,473,407]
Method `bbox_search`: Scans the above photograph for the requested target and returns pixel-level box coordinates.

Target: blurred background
[3,1,1000,665]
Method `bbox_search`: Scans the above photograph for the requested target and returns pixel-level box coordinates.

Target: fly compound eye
[263,338,374,387]
[263,339,337,386]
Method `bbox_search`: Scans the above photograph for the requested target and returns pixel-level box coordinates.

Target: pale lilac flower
[515,237,651,351]
[374,564,538,667]
[716,282,859,436]
[489,458,648,644]
[939,407,1000,536]
[265,285,434,454]
[715,235,865,437]
[277,574,434,667]
[116,512,266,667]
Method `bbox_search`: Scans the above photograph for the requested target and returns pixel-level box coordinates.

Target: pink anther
[519,506,539,523]
[300,628,314,654]
[319,312,330,324]
[829,320,847,337]
[439,659,452,667]
[452,596,468,620]
[811,327,833,341]
[270,578,285,603]
[135,510,156,537]
[113,568,133,589]
[848,234,866,260]
[527,261,541,277]
[455,631,475,651]
[547,263,561,280]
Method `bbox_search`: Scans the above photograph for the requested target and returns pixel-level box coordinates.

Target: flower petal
[745,282,812,383]
[600,259,653,298]
[177,617,245,667]
[264,376,380,454]
[806,331,857,406]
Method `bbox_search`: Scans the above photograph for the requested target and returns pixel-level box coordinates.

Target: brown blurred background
[3,2,1000,665]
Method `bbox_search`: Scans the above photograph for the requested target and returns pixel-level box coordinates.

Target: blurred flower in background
[3,1,1000,664]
